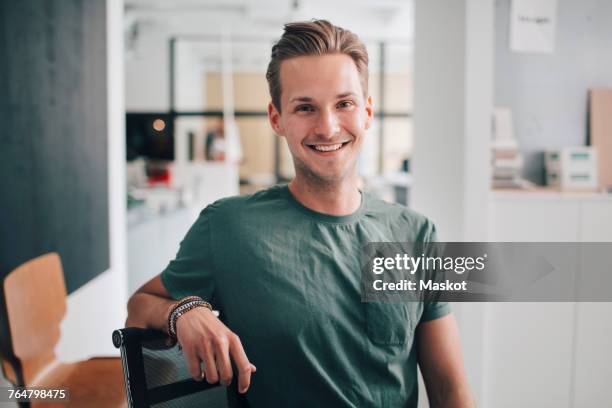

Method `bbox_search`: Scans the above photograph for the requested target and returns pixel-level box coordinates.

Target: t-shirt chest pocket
[365,302,417,346]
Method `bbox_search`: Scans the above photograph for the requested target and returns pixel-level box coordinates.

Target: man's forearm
[126,292,175,331]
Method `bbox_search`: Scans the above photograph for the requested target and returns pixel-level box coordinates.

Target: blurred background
[1,0,612,407]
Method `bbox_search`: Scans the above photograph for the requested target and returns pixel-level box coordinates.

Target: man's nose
[314,110,340,140]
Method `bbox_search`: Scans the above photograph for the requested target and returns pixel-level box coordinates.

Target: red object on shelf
[148,171,170,186]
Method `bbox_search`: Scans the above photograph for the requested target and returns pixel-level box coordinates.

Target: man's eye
[296,105,314,112]
[337,101,354,109]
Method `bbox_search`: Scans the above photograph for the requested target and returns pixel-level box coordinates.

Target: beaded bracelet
[167,297,213,342]
[166,296,201,337]
[169,300,212,338]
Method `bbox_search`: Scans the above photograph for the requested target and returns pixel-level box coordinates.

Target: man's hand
[126,275,256,394]
[175,306,257,394]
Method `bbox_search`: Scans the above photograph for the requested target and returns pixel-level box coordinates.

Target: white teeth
[312,143,343,152]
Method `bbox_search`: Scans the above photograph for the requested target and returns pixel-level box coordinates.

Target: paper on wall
[492,108,517,149]
[510,0,558,54]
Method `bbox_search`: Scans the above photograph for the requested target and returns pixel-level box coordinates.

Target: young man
[126,20,474,407]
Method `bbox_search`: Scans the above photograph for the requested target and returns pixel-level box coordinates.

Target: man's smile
[305,141,351,155]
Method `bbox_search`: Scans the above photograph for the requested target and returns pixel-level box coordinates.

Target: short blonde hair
[266,19,369,111]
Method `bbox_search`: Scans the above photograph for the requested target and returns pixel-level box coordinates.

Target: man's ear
[268,102,284,136]
[364,95,374,130]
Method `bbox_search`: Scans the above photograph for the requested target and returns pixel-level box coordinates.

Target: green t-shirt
[161,184,450,407]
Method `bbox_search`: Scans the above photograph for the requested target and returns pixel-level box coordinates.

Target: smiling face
[268,53,373,186]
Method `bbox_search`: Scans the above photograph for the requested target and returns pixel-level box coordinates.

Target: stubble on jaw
[292,154,359,193]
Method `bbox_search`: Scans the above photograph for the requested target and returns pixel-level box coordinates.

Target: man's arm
[417,314,475,408]
[125,275,256,393]
[126,274,175,330]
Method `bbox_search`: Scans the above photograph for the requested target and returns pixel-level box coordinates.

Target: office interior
[1,0,611,407]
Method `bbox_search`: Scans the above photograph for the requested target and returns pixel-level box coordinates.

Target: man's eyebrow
[289,96,313,103]
[289,92,358,103]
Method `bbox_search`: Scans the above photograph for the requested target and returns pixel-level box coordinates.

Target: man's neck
[288,174,361,216]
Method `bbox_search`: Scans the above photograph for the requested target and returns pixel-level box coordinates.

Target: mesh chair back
[112,328,231,408]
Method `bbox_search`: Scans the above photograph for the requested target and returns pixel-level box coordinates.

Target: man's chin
[297,166,355,186]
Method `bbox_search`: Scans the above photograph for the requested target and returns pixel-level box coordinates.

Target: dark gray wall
[0,0,109,293]
[495,0,612,184]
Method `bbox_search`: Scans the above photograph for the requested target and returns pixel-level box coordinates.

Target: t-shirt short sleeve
[421,302,451,323]
[419,219,451,324]
[160,206,216,301]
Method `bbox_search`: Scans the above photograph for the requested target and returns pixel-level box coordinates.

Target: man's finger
[184,347,203,381]
[228,334,254,393]
[198,342,219,384]
[213,335,233,386]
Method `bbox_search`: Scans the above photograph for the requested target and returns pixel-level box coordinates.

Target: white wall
[175,41,206,112]
[125,29,169,111]
[125,26,206,112]
[174,42,207,169]
[55,0,128,360]
[495,0,612,184]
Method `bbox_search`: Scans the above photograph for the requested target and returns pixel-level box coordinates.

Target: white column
[412,0,494,405]
[412,0,492,242]
[56,0,128,360]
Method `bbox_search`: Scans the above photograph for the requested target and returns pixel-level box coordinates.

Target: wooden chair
[0,253,126,407]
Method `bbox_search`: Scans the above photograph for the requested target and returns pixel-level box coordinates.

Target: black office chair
[112,327,247,408]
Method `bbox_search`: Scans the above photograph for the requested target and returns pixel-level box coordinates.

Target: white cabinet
[488,197,580,242]
[484,303,576,408]
[573,201,612,407]
[484,192,612,408]
[572,302,612,407]
[489,191,612,243]
[580,201,612,241]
